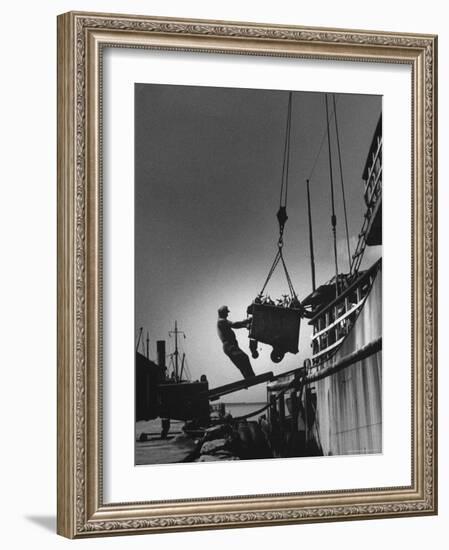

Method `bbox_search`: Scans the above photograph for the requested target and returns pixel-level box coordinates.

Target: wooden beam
[206,371,274,401]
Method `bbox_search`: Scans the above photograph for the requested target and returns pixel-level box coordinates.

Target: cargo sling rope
[258,235,298,302]
[258,91,299,305]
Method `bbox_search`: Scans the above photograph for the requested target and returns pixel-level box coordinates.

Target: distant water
[224,402,267,420]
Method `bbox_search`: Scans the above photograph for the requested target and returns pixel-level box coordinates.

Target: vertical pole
[278,393,286,432]
[174,321,179,382]
[146,331,150,360]
[170,322,186,383]
[304,386,308,447]
[290,391,299,433]
[306,179,316,292]
[270,394,277,423]
[269,393,280,456]
[325,94,340,297]
[157,340,166,368]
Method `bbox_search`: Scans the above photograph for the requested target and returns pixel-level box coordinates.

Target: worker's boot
[249,338,259,359]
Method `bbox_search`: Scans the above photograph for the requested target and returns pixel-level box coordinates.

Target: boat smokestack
[157,340,166,369]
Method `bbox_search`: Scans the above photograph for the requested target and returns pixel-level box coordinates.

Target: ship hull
[308,264,382,456]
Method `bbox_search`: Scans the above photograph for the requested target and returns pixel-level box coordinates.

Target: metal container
[248,302,301,356]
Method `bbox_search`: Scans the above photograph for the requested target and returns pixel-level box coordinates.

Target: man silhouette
[216,305,255,379]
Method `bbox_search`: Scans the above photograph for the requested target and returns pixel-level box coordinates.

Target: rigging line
[325,94,340,297]
[280,92,290,206]
[285,92,293,206]
[260,247,299,299]
[307,130,327,182]
[332,94,351,271]
[183,356,191,381]
[306,179,316,292]
[279,251,297,299]
[306,100,338,183]
[260,250,282,295]
[280,91,293,207]
[136,327,143,352]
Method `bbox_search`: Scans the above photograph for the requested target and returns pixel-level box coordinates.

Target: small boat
[135,322,210,424]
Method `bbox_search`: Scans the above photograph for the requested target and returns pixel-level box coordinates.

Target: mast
[174,321,179,381]
[146,331,150,359]
[306,179,316,292]
[169,321,185,382]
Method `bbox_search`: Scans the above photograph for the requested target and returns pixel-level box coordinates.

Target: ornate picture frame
[57,11,437,538]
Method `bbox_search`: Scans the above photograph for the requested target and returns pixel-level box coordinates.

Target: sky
[135,83,381,401]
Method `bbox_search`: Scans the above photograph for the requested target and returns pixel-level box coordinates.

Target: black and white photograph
[1,0,442,543]
[134,83,382,466]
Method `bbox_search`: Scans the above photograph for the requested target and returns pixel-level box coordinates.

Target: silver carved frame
[57,11,438,538]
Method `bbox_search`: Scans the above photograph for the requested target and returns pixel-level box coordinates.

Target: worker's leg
[240,362,255,379]
[228,347,255,379]
[238,354,255,379]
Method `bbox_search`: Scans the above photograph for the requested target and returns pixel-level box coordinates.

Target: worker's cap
[218,305,230,316]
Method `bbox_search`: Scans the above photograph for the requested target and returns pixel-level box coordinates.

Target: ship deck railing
[309,260,381,365]
[364,138,382,208]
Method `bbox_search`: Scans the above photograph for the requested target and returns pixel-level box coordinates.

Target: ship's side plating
[307,264,382,455]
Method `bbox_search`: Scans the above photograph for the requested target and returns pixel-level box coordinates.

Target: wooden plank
[206,371,274,401]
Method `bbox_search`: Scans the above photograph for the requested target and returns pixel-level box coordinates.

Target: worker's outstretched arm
[230,318,251,329]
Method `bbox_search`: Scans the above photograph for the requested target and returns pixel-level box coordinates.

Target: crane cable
[307,94,352,290]
[325,94,340,297]
[258,92,298,302]
[279,91,292,211]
